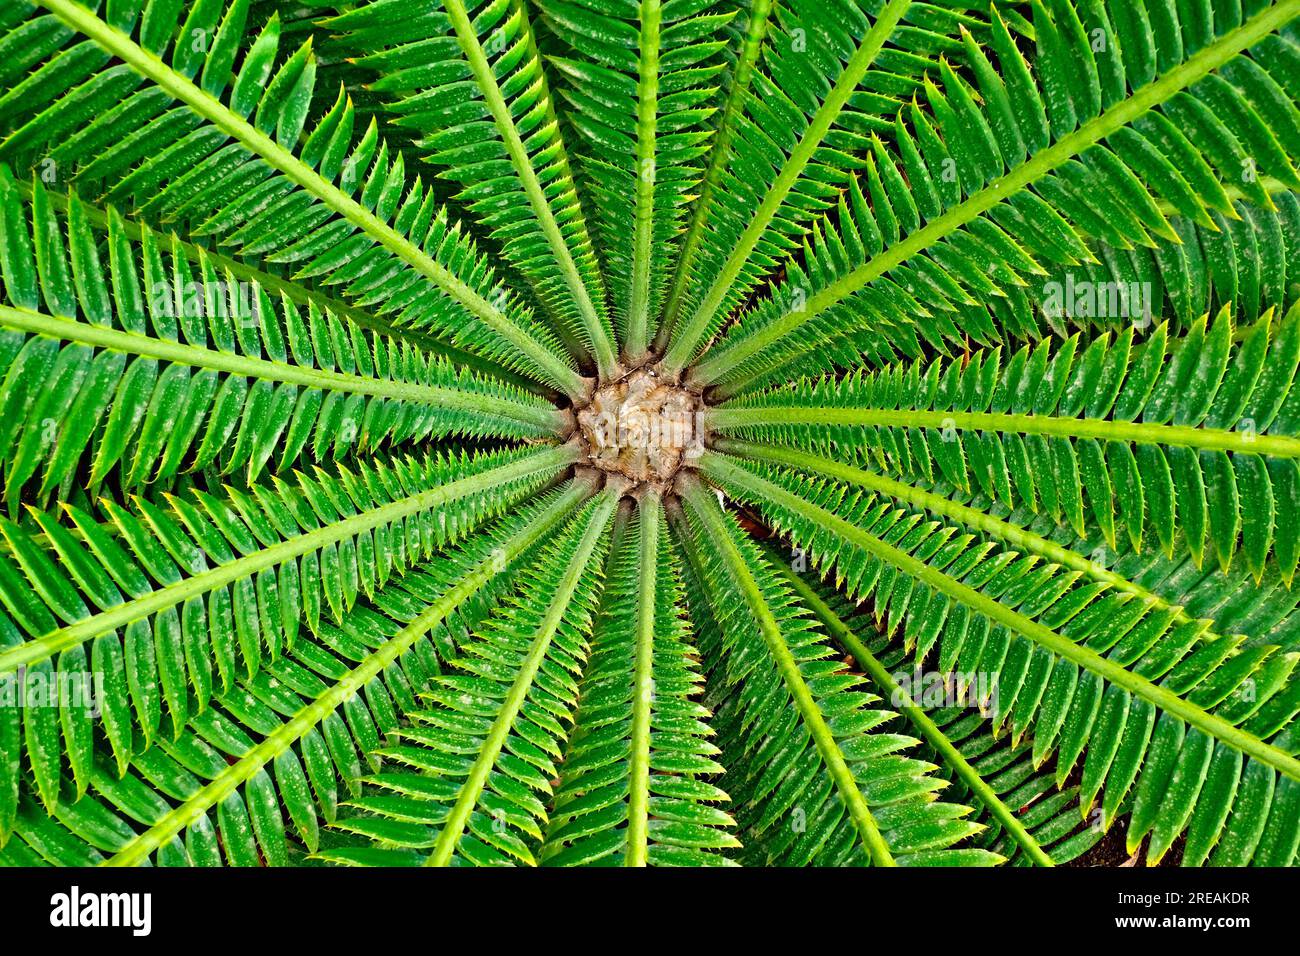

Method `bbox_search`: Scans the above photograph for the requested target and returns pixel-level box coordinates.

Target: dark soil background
[1073,820,1185,867]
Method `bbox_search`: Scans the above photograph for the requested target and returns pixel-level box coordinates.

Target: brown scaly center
[575,366,705,492]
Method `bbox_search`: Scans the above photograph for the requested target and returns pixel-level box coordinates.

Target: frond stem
[625,490,659,865]
[705,406,1300,458]
[625,0,663,363]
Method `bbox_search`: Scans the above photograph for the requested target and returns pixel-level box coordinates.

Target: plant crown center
[575,365,705,492]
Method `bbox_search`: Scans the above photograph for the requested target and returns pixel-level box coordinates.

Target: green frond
[701,450,1300,866]
[536,0,734,360]
[0,443,573,827]
[322,0,618,377]
[660,0,1029,371]
[659,0,774,342]
[541,493,738,866]
[315,483,616,866]
[723,437,1264,658]
[0,479,594,865]
[688,2,1300,391]
[23,174,551,392]
[722,184,1300,396]
[1045,517,1300,653]
[2,0,585,395]
[778,561,1105,866]
[0,169,567,509]
[670,475,1000,865]
[709,305,1300,578]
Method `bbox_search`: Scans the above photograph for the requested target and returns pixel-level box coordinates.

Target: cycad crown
[0,0,1298,869]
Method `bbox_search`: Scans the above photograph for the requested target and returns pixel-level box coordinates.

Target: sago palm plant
[0,0,1298,869]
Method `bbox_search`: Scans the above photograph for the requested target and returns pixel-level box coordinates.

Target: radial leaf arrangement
[0,0,1299,871]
